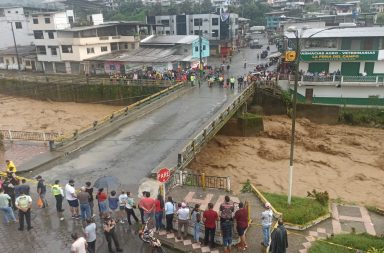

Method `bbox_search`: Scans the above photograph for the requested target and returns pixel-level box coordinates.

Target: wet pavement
[0,46,273,252]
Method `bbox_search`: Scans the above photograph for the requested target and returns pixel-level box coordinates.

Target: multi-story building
[330,1,360,16]
[371,2,384,13]
[146,13,238,56]
[31,10,152,74]
[0,6,50,49]
[284,27,384,105]
[265,11,287,30]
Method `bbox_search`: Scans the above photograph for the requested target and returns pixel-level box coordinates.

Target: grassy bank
[309,233,384,253]
[341,108,384,127]
[262,192,329,225]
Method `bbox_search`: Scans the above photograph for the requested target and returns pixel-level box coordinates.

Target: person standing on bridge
[65,179,80,219]
[36,176,48,208]
[164,196,175,233]
[270,219,288,253]
[51,180,64,213]
[261,202,273,247]
[15,190,33,231]
[203,202,218,248]
[0,188,17,224]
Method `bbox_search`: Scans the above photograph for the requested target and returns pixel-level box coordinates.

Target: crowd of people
[0,159,288,253]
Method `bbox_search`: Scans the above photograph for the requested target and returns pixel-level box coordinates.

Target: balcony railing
[286,74,384,86]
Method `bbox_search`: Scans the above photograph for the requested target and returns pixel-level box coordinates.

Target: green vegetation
[340,108,384,127]
[307,189,329,206]
[309,233,384,253]
[238,113,264,134]
[241,179,253,193]
[262,192,329,225]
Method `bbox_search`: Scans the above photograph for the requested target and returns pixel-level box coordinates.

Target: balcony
[286,74,384,87]
[57,35,137,46]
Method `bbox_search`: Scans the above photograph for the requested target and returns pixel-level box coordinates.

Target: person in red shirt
[96,188,108,218]
[138,191,155,226]
[203,202,219,248]
[154,194,164,231]
[234,202,249,250]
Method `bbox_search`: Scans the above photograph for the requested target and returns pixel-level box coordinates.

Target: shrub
[307,189,329,206]
[241,179,253,193]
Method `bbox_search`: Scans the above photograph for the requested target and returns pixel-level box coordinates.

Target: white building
[0,7,40,49]
[147,13,238,56]
[371,3,384,13]
[31,10,153,74]
[284,27,384,106]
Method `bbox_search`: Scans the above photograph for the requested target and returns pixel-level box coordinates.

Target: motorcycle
[138,218,166,253]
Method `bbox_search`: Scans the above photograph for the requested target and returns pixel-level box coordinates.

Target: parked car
[250,39,262,49]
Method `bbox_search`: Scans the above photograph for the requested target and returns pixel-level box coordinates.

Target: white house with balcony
[0,6,44,49]
[31,10,154,74]
[285,27,384,106]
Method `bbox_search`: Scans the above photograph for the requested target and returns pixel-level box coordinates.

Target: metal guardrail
[52,81,188,149]
[177,82,256,170]
[0,130,59,142]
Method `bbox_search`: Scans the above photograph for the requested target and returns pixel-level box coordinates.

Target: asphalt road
[0,46,274,253]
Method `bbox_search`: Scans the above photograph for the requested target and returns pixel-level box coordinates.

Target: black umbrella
[93,175,120,190]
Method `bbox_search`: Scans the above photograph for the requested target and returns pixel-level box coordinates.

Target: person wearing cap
[36,176,47,208]
[65,179,80,219]
[261,202,273,247]
[176,202,190,240]
[5,160,17,173]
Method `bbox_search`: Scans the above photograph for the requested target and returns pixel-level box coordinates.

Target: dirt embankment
[189,115,384,209]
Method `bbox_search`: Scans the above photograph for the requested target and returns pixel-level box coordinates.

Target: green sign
[300,50,378,61]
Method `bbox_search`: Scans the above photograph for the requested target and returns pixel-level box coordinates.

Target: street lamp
[285,25,354,205]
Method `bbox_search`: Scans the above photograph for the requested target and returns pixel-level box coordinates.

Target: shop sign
[300,50,378,61]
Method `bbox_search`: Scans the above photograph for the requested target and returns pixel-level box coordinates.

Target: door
[364,62,374,75]
[31,61,36,71]
[341,62,360,76]
[305,88,314,104]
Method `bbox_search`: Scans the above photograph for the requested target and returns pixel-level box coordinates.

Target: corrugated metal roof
[285,27,384,38]
[140,35,199,45]
[88,47,191,63]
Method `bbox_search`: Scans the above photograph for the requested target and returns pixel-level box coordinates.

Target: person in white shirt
[261,202,273,247]
[118,191,128,223]
[125,191,139,225]
[176,202,190,240]
[84,218,96,253]
[71,232,87,253]
[65,179,80,219]
[165,196,175,233]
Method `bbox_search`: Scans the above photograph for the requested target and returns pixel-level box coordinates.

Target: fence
[0,72,176,87]
[52,81,188,148]
[177,82,256,170]
[0,130,59,142]
[164,171,230,192]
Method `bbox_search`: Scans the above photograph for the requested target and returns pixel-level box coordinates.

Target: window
[49,46,57,56]
[15,22,22,29]
[194,18,202,26]
[48,31,54,39]
[123,43,128,49]
[110,43,118,51]
[45,18,51,24]
[194,30,200,35]
[36,46,46,55]
[87,48,95,54]
[101,46,108,52]
[33,18,38,24]
[212,18,219,26]
[62,45,73,53]
[195,46,199,52]
[15,11,18,14]
[161,20,170,27]
[68,16,74,24]
[203,45,206,50]
[33,30,44,39]
[25,60,31,66]
[212,29,219,37]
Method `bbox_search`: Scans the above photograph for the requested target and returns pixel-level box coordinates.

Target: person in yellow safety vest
[51,180,65,220]
[230,77,236,89]
[5,160,16,173]
[190,75,196,86]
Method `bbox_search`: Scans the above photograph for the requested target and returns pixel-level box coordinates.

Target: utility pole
[198,0,203,86]
[9,21,20,71]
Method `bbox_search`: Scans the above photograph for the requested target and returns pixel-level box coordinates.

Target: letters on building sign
[300,50,379,61]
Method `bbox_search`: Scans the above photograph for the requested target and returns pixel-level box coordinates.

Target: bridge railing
[52,81,188,149]
[0,130,59,142]
[164,171,229,192]
[177,82,256,170]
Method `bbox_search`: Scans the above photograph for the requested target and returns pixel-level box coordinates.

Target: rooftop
[285,27,384,38]
[60,21,147,32]
[88,47,191,63]
[0,45,35,56]
[140,35,200,45]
